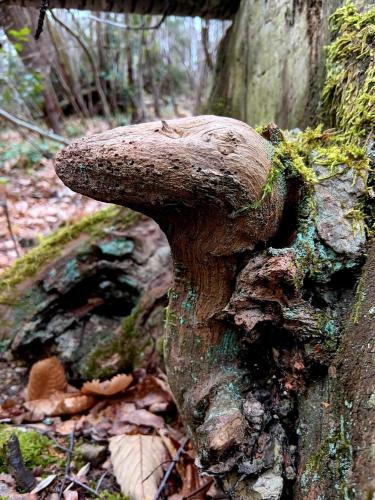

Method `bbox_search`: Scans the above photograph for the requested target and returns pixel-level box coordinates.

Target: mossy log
[0,207,171,379]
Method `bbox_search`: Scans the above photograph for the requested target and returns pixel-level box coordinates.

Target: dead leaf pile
[0,357,213,499]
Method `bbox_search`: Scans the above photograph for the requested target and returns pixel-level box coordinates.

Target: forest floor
[0,121,108,271]
[0,357,214,499]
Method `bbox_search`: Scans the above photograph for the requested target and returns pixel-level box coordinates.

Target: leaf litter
[0,357,214,499]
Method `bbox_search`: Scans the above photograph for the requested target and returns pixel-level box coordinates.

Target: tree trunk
[1,5,64,133]
[47,19,92,119]
[3,0,239,18]
[55,112,374,498]
[144,30,162,119]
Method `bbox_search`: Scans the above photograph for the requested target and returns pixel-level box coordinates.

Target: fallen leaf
[30,474,56,494]
[81,374,133,396]
[109,434,169,499]
[24,393,95,420]
[116,407,165,429]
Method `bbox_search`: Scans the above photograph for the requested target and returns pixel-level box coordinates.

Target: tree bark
[54,115,374,498]
[1,5,64,133]
[55,115,289,496]
[2,0,240,19]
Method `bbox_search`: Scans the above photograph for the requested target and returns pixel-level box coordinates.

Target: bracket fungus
[56,115,286,482]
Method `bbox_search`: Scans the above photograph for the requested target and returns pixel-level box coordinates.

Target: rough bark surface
[207,0,371,129]
[54,114,374,498]
[56,115,290,496]
[1,0,239,19]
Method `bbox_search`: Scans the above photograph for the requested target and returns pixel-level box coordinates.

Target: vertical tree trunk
[2,5,64,133]
[144,30,162,118]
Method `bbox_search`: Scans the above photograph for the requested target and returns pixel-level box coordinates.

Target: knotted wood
[56,115,286,491]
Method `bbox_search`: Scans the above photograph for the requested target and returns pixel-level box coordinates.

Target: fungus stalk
[55,116,285,478]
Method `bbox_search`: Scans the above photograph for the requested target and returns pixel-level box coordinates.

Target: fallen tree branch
[88,11,168,31]
[0,107,70,145]
[5,433,36,491]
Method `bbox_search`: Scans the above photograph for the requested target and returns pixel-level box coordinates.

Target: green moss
[0,425,64,472]
[350,270,366,324]
[99,492,129,500]
[322,3,375,144]
[0,206,140,304]
[81,303,150,379]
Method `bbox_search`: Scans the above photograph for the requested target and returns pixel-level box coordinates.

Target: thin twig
[49,10,112,120]
[1,199,21,257]
[66,476,100,497]
[58,428,75,500]
[88,8,169,31]
[95,470,108,493]
[35,0,49,39]
[153,437,189,500]
[182,478,214,499]
[0,107,69,145]
[142,460,172,482]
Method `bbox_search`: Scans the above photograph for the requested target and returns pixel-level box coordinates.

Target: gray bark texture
[207,0,372,129]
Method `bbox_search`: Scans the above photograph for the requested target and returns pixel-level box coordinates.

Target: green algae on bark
[300,416,353,498]
[0,206,140,304]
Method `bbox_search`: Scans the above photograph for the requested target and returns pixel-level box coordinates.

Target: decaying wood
[1,0,239,18]
[1,211,171,380]
[5,433,36,491]
[55,115,287,495]
[54,113,374,498]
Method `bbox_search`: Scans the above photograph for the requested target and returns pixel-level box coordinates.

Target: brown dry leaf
[115,406,165,429]
[81,374,133,396]
[127,375,173,412]
[24,393,95,420]
[109,434,170,499]
[27,357,67,401]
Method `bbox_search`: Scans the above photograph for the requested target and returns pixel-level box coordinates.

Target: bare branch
[88,11,168,31]
[49,10,112,120]
[0,107,70,145]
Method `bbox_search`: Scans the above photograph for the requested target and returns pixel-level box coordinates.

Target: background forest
[0,10,227,269]
[0,1,374,500]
